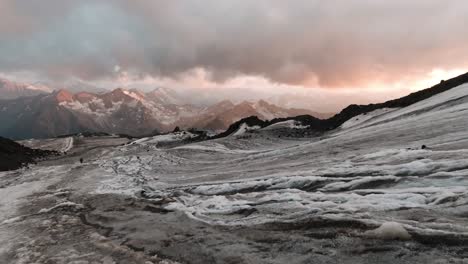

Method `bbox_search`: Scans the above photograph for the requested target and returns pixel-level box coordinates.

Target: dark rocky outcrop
[0,137,57,171]
[213,116,267,138]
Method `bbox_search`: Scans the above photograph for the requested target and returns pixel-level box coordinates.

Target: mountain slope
[217,72,468,137]
[325,72,468,129]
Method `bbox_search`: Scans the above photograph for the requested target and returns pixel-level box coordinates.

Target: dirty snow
[2,83,468,263]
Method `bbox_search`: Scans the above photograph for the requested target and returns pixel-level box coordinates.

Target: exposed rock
[0,136,57,171]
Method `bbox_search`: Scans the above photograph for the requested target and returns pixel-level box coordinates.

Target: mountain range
[0,78,329,139]
[0,78,53,99]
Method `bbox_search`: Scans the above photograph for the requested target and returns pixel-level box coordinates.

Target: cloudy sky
[1,0,468,111]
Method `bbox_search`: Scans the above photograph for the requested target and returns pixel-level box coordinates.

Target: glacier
[1,83,468,263]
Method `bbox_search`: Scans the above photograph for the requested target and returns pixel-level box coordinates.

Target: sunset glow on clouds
[1,0,468,111]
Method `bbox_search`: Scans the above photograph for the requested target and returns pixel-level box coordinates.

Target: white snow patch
[262,120,309,130]
[233,123,261,136]
[132,131,196,146]
[38,202,84,214]
[122,90,145,101]
[364,222,412,240]
[1,216,24,225]
[61,137,74,152]
[320,176,400,192]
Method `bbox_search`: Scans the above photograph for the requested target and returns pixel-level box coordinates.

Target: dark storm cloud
[1,0,468,87]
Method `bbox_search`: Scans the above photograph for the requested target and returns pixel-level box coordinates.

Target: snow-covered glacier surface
[1,84,468,263]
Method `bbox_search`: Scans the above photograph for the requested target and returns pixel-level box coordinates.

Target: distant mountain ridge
[0,83,325,139]
[0,78,53,99]
[175,99,330,131]
[0,78,109,100]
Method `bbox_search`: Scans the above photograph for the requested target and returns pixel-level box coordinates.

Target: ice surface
[3,83,468,263]
[136,83,468,238]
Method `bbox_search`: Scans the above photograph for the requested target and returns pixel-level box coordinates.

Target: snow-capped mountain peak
[146,87,184,105]
[54,89,74,103]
